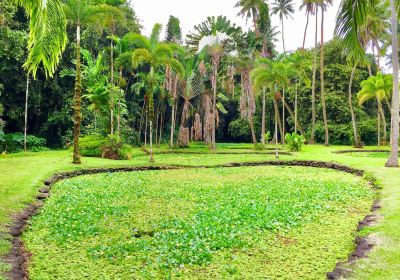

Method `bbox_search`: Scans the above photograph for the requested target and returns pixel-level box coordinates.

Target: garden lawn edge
[4,160,378,280]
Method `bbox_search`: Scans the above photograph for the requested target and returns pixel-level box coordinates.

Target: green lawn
[0,144,399,279]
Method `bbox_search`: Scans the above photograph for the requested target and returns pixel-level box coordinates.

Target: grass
[23,166,374,279]
[0,143,399,279]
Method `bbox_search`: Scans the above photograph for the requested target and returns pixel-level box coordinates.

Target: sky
[131,0,341,53]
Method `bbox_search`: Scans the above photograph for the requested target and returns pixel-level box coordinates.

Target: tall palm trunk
[281,18,286,53]
[275,103,279,159]
[310,8,318,144]
[283,98,305,136]
[249,115,257,145]
[320,7,329,146]
[73,24,82,164]
[377,101,381,147]
[110,37,115,136]
[261,87,266,146]
[349,65,361,147]
[295,82,298,133]
[149,120,154,162]
[24,75,29,151]
[302,12,310,50]
[282,86,285,146]
[272,98,284,143]
[117,67,123,140]
[379,101,387,144]
[169,75,177,148]
[211,54,220,150]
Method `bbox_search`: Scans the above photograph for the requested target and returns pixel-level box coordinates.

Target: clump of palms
[131,23,184,161]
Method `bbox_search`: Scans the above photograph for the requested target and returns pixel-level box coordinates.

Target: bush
[79,135,109,157]
[285,132,306,152]
[79,135,133,160]
[228,119,251,142]
[253,143,265,150]
[264,131,271,143]
[0,133,46,153]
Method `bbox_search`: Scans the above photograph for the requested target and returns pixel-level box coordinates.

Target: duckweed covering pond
[23,166,375,279]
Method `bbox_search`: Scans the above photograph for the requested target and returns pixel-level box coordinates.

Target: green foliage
[285,132,305,152]
[264,131,271,143]
[228,118,251,142]
[79,135,109,157]
[0,133,46,153]
[79,135,133,160]
[23,166,374,278]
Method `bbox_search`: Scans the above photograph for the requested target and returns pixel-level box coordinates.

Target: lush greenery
[23,166,374,278]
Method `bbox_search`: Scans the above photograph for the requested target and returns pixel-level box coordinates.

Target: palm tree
[271,0,294,53]
[234,0,267,37]
[131,24,184,161]
[12,0,67,78]
[358,73,392,146]
[336,0,398,166]
[300,0,316,50]
[63,0,109,163]
[198,32,231,150]
[309,2,318,144]
[319,0,332,146]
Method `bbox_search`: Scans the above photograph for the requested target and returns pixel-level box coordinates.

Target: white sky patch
[131,0,340,53]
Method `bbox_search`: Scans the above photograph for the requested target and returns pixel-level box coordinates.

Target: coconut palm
[131,24,184,161]
[234,0,267,37]
[336,0,398,166]
[12,0,67,78]
[63,0,110,164]
[318,0,333,146]
[358,72,393,146]
[300,0,316,50]
[271,0,294,53]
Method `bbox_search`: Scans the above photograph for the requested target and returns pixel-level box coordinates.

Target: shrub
[79,135,109,157]
[228,119,251,142]
[253,143,265,150]
[118,144,134,160]
[0,133,46,153]
[264,131,271,143]
[285,132,306,152]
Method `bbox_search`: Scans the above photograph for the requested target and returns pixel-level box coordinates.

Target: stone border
[142,148,291,156]
[333,149,391,154]
[3,160,379,280]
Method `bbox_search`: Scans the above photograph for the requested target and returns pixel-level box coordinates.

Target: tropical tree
[309,0,318,143]
[63,0,108,163]
[271,0,294,53]
[336,0,399,166]
[318,0,333,146]
[131,24,184,161]
[12,0,67,78]
[300,0,316,50]
[234,0,267,37]
[358,72,392,146]
[165,15,182,43]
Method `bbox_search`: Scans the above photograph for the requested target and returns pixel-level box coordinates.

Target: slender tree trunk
[117,68,123,140]
[261,87,266,146]
[281,19,286,53]
[273,98,283,142]
[144,112,148,148]
[275,105,279,159]
[170,100,175,148]
[310,8,318,144]
[73,24,82,164]
[211,55,220,150]
[320,8,329,146]
[138,100,145,144]
[155,107,159,147]
[110,35,116,136]
[149,120,154,162]
[249,115,257,145]
[295,82,298,134]
[159,107,164,147]
[379,101,387,144]
[24,75,29,151]
[282,86,285,146]
[302,13,310,50]
[349,65,361,147]
[377,101,381,147]
[386,0,400,167]
[283,99,305,136]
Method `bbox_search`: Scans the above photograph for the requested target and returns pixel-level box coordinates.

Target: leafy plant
[0,133,46,153]
[285,132,305,152]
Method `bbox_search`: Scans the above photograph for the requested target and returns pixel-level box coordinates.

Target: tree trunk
[149,120,154,162]
[275,105,279,159]
[302,13,310,50]
[211,55,220,150]
[144,112,148,148]
[261,87,266,146]
[117,68,123,140]
[159,107,164,147]
[379,101,387,144]
[282,86,285,146]
[273,98,283,143]
[349,65,361,147]
[281,19,286,53]
[110,37,114,136]
[24,75,29,151]
[170,100,175,148]
[138,100,145,144]
[310,8,318,144]
[295,82,298,134]
[155,106,160,147]
[320,8,329,146]
[249,115,257,145]
[283,99,305,136]
[73,24,82,164]
[377,101,381,147]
